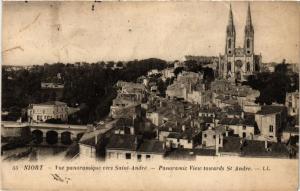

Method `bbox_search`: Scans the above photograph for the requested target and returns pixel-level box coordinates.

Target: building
[218,117,256,139]
[285,91,299,116]
[166,71,201,100]
[218,4,261,81]
[255,105,287,142]
[27,101,68,123]
[202,126,227,148]
[106,134,166,161]
[110,98,141,119]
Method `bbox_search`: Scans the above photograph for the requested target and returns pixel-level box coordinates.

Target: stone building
[218,4,261,81]
[27,101,68,123]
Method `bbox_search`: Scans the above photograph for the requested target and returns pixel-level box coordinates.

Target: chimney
[215,134,219,156]
[182,125,186,132]
[225,130,229,137]
[162,142,166,150]
[130,126,135,135]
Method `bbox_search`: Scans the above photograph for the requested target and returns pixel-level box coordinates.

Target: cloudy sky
[3,1,299,65]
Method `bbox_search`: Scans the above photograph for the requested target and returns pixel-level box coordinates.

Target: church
[218,4,262,81]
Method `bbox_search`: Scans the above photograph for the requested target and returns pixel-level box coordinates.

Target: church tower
[219,3,261,81]
[244,3,254,56]
[225,5,235,56]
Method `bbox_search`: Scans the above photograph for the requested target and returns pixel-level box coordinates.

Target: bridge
[1,121,88,146]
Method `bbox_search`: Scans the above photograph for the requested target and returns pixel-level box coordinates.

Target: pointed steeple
[227,4,235,36]
[245,3,254,35]
[246,3,253,27]
[228,4,234,26]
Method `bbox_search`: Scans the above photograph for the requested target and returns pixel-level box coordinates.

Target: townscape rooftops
[137,140,165,154]
[219,136,242,153]
[166,148,215,159]
[106,134,139,151]
[241,140,290,157]
[256,105,286,115]
[199,106,221,113]
[219,116,255,127]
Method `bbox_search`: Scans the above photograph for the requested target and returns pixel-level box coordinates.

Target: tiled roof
[256,105,286,115]
[106,134,138,151]
[241,140,290,158]
[138,140,165,154]
[219,136,242,153]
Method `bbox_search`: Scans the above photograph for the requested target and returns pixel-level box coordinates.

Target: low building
[218,117,255,139]
[106,134,166,161]
[201,126,227,149]
[27,101,68,123]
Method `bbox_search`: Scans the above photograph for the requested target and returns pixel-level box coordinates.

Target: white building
[27,101,68,122]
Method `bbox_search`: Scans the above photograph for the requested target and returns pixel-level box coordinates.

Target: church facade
[218,4,262,81]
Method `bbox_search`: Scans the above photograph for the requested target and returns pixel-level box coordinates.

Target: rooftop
[138,140,165,154]
[256,105,286,115]
[32,101,67,106]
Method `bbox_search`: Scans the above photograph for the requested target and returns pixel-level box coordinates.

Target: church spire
[246,3,253,28]
[228,4,234,28]
[227,4,235,36]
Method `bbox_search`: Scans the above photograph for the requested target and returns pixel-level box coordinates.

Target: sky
[2,1,300,65]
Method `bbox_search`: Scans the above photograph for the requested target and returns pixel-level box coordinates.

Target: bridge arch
[61,131,72,145]
[46,131,58,145]
[32,130,43,144]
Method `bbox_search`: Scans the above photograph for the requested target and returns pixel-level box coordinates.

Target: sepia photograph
[1,1,299,190]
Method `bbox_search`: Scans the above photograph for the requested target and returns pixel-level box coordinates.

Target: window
[146,155,151,159]
[188,139,191,143]
[137,154,142,160]
[269,125,274,133]
[228,39,232,48]
[213,135,216,139]
[247,39,250,48]
[243,125,246,130]
[204,134,207,138]
[242,132,246,138]
[125,153,131,159]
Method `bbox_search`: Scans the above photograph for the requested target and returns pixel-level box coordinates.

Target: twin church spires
[225,4,254,56]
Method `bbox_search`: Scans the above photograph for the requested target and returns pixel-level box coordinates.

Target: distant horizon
[3,1,299,66]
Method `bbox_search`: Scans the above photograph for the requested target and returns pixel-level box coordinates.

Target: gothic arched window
[228,39,231,48]
[246,62,251,72]
[227,62,231,72]
[247,39,250,49]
